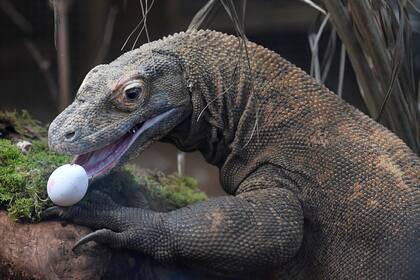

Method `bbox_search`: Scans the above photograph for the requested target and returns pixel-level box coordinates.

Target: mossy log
[0,171,211,280]
[0,111,212,279]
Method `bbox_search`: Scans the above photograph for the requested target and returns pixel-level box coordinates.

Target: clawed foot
[42,190,139,251]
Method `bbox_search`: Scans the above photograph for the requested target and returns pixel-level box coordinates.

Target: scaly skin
[46,30,420,279]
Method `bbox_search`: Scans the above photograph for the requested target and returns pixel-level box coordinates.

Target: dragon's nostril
[64,130,76,140]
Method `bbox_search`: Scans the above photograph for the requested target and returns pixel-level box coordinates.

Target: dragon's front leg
[43,168,303,276]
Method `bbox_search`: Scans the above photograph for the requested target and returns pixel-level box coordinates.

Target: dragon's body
[47,30,420,279]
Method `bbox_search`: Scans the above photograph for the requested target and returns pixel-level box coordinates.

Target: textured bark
[0,211,110,280]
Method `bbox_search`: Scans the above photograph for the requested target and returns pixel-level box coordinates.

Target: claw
[72,228,112,251]
[41,206,64,220]
[73,231,100,251]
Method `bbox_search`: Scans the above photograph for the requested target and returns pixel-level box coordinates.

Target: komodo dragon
[45,30,420,279]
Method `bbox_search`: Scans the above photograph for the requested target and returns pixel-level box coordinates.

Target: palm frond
[308,13,331,82]
[298,0,327,15]
[320,0,419,153]
[188,0,220,31]
[121,0,155,51]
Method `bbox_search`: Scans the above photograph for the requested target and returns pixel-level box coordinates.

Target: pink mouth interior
[73,110,174,178]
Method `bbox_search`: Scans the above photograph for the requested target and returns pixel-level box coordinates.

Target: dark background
[1,0,418,196]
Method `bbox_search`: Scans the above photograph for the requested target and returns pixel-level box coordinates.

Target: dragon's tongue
[73,133,134,178]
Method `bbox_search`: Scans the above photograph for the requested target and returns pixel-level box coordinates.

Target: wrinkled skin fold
[46,30,420,279]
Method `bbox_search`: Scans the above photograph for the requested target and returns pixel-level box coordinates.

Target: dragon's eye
[123,82,143,100]
[112,79,147,111]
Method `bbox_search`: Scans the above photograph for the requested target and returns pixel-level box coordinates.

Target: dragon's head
[48,48,191,178]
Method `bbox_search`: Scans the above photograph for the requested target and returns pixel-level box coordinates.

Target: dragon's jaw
[73,109,175,179]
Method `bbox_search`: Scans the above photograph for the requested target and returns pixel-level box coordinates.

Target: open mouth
[72,109,175,178]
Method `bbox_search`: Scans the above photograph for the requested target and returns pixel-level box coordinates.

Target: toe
[41,206,65,220]
[73,228,128,251]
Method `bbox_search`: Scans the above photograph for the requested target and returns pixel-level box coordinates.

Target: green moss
[0,139,70,221]
[0,110,47,140]
[127,166,207,208]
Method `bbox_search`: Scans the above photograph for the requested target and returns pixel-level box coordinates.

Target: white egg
[47,164,89,206]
